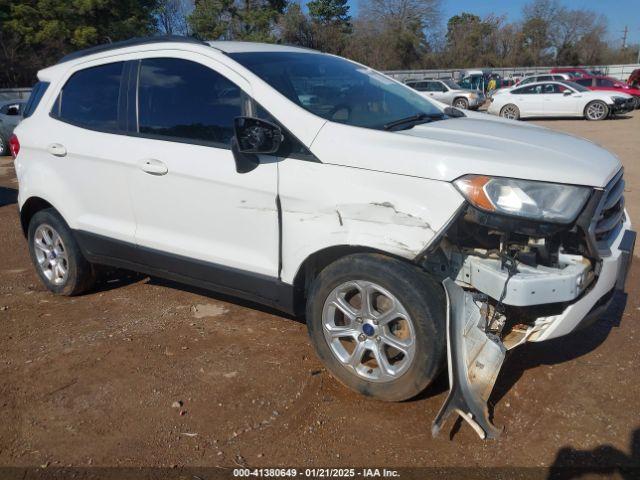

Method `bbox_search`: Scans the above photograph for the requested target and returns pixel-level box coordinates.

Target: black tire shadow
[490,290,627,409]
[548,428,640,479]
[0,186,17,206]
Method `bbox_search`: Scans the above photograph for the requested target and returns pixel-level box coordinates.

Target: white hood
[310,114,621,188]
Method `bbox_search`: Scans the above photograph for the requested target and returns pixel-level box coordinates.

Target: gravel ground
[0,111,638,476]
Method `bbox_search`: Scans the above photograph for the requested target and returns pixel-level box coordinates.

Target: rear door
[126,56,280,285]
[41,61,137,243]
[510,84,544,116]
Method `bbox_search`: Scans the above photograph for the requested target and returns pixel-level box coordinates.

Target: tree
[307,0,350,25]
[155,0,193,36]
[0,0,159,87]
[277,3,314,47]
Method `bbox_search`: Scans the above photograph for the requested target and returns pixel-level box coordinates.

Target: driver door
[541,83,581,116]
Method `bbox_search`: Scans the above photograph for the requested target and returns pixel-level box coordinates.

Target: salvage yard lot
[0,111,639,473]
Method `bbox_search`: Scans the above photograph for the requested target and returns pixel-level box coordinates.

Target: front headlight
[454,175,591,223]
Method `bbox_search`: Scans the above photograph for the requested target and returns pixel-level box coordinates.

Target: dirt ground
[0,111,639,476]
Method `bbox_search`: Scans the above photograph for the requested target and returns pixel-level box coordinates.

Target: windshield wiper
[383,113,445,131]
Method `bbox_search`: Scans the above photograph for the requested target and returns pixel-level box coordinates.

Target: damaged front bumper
[432,220,635,440]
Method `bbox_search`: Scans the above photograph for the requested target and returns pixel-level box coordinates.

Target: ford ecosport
[11,37,635,439]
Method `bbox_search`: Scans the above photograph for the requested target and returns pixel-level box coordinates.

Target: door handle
[139,158,168,176]
[47,143,67,157]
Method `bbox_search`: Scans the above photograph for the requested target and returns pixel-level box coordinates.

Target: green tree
[307,0,350,25]
[0,0,158,87]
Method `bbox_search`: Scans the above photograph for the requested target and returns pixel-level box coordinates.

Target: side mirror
[613,84,622,88]
[232,117,283,174]
[563,90,572,96]
[6,105,20,116]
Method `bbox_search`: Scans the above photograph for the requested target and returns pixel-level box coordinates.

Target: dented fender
[278,161,465,284]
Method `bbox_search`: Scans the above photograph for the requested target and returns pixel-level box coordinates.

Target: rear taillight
[9,134,20,157]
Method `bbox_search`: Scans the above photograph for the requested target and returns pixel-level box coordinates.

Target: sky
[352,0,640,45]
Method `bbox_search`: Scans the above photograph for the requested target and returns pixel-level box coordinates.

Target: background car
[628,68,640,88]
[0,100,25,156]
[573,76,640,109]
[488,80,634,120]
[550,67,602,78]
[405,78,485,109]
[492,73,571,97]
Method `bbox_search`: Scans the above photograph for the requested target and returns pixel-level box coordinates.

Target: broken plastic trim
[432,278,506,440]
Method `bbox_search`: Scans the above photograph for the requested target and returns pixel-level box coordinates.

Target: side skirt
[74,231,299,315]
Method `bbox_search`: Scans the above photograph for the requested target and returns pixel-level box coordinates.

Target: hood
[310,114,621,188]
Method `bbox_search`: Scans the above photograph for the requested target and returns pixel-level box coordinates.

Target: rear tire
[0,136,7,156]
[584,100,609,120]
[27,208,96,296]
[306,253,446,402]
[453,97,469,109]
[500,104,520,120]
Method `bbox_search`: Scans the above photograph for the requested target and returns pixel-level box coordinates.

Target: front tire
[453,97,469,109]
[27,208,96,296]
[306,254,446,402]
[500,104,520,120]
[584,100,609,120]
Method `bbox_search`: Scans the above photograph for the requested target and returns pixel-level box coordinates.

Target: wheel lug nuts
[356,317,363,323]
[375,336,381,342]
[358,334,366,342]
[372,319,379,325]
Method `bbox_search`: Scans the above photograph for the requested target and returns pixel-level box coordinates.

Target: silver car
[0,100,25,156]
[405,79,485,110]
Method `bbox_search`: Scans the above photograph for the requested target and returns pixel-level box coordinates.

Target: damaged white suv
[12,38,635,439]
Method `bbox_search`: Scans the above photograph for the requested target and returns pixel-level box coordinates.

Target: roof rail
[56,35,209,64]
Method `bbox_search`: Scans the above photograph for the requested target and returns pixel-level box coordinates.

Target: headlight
[454,175,591,223]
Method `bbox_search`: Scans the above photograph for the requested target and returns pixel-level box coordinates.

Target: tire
[27,208,96,296]
[0,136,7,156]
[634,97,640,110]
[500,104,520,120]
[306,253,446,402]
[584,100,609,121]
[453,97,469,109]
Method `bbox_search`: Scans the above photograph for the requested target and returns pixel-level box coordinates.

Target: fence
[383,64,640,83]
[0,88,32,102]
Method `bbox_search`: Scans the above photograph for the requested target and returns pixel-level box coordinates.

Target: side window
[513,85,538,94]
[53,62,123,130]
[596,78,614,87]
[23,81,50,119]
[575,78,592,87]
[425,82,441,92]
[137,58,242,146]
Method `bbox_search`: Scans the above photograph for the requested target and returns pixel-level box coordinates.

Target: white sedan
[487,80,635,120]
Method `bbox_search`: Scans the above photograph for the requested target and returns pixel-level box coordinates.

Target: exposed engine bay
[421,203,607,439]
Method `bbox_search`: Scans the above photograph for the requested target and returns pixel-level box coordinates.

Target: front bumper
[611,97,635,114]
[530,218,634,342]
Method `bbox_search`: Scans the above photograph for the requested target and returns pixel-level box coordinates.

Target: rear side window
[53,62,123,130]
[23,82,49,118]
[137,58,242,146]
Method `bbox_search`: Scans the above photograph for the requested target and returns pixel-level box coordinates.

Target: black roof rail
[56,35,209,65]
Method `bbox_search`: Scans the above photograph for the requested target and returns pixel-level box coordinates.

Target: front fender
[279,161,465,284]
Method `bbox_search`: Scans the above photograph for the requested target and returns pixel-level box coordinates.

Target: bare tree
[156,0,193,36]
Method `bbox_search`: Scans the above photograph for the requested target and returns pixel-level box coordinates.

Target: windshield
[442,79,462,90]
[560,81,590,92]
[229,52,443,130]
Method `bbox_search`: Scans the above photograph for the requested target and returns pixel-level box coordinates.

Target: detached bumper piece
[432,279,506,440]
[616,230,636,290]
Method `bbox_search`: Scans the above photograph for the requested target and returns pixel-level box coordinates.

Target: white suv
[12,37,635,440]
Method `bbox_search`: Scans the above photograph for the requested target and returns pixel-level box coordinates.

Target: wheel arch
[291,245,412,311]
[20,196,56,237]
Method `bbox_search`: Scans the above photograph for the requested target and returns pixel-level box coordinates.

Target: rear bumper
[531,217,634,342]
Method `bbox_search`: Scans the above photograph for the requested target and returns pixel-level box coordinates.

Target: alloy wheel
[586,102,607,120]
[322,280,416,383]
[33,224,69,286]
[500,104,519,119]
